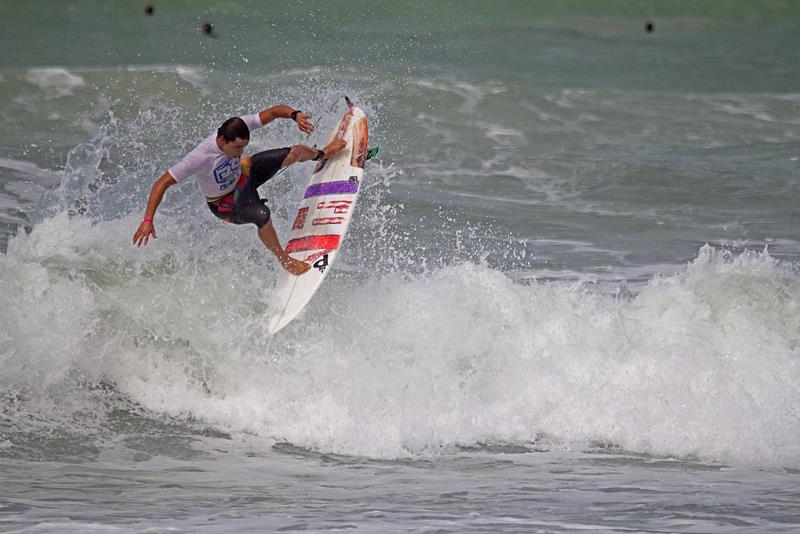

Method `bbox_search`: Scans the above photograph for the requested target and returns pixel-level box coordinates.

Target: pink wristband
[142,217,153,223]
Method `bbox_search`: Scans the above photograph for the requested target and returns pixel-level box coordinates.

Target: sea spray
[3,211,799,465]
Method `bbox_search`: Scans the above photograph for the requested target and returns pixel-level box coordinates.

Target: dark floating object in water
[202,22,217,38]
[645,21,654,33]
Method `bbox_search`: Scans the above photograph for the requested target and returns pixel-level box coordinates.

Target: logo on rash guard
[213,158,240,190]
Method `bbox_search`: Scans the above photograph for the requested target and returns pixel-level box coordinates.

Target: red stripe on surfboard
[285,234,341,253]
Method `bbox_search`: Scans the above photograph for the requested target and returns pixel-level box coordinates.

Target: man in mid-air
[132,105,345,275]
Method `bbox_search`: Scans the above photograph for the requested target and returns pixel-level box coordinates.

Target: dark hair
[217,117,250,142]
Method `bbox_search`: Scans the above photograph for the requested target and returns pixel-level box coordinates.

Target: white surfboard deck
[268,102,368,335]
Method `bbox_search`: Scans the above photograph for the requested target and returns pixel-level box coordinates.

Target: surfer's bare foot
[323,138,346,157]
[280,255,310,275]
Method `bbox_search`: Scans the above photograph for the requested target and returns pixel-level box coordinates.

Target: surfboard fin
[366,147,379,160]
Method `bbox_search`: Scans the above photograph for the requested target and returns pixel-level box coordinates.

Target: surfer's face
[219,137,249,159]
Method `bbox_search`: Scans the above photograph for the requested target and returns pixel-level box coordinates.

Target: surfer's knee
[234,201,271,228]
[253,205,271,228]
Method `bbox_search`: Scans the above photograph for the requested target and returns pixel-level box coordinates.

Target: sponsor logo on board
[312,217,345,226]
[313,254,330,273]
[316,200,352,214]
[292,207,309,230]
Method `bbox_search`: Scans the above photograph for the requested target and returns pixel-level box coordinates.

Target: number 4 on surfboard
[268,97,372,335]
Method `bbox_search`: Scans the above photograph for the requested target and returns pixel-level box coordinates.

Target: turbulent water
[2,1,800,532]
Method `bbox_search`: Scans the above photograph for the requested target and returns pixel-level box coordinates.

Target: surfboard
[268,98,369,335]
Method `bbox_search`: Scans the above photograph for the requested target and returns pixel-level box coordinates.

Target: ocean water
[2,1,800,532]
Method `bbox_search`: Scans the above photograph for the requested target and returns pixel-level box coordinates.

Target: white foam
[480,123,525,146]
[0,157,60,185]
[119,64,210,93]
[26,68,85,98]
[175,66,207,91]
[410,77,506,113]
[2,213,800,467]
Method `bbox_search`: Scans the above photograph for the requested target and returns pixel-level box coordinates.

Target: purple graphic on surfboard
[303,179,359,199]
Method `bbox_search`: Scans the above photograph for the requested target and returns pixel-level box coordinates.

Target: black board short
[207,147,290,228]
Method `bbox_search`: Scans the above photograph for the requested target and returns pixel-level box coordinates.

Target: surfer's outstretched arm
[132,172,176,247]
[257,105,314,134]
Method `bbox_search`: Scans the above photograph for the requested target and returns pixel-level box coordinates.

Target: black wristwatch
[290,110,301,122]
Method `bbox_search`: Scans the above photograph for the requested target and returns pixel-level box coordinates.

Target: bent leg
[249,147,291,188]
[257,220,310,276]
[216,183,309,276]
[281,144,319,168]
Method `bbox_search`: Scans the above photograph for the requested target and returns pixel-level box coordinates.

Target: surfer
[132,105,346,275]
[201,22,216,38]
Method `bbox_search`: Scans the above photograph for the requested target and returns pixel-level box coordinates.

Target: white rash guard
[167,113,264,198]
